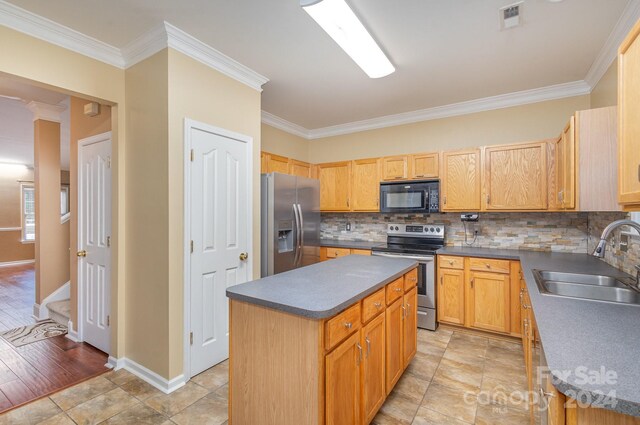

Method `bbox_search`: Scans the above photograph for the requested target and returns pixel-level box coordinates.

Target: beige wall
[0,25,126,359]
[261,124,308,161]
[69,97,112,327]
[591,60,618,108]
[0,166,34,263]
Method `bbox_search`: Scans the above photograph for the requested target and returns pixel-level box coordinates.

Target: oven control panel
[386,223,445,237]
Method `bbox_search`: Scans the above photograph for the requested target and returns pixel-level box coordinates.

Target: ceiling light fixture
[301,0,395,78]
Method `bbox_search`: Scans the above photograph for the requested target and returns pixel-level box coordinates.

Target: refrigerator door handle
[297,203,304,266]
[293,204,301,266]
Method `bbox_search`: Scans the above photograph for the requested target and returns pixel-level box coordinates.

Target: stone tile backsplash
[322,212,640,276]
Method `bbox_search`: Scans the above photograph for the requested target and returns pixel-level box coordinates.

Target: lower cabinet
[320,246,372,261]
[402,287,418,367]
[326,331,361,425]
[385,298,404,394]
[467,270,510,333]
[360,313,385,425]
[437,267,465,325]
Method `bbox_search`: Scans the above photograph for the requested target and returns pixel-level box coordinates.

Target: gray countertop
[320,239,383,250]
[438,246,640,417]
[226,255,417,319]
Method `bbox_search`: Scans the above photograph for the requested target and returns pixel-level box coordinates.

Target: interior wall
[306,95,589,163]
[69,97,112,327]
[590,60,618,108]
[261,124,308,161]
[0,166,34,263]
[125,49,170,378]
[167,49,262,379]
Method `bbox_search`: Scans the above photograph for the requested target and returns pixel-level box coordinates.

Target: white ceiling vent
[500,1,524,30]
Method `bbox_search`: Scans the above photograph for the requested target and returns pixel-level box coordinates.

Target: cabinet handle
[520,289,531,309]
[365,336,371,357]
[443,195,447,205]
[448,260,454,265]
[374,301,382,309]
[356,343,363,364]
[347,198,350,208]
[440,276,443,285]
[415,174,425,178]
[344,322,352,329]
[401,304,406,318]
[406,303,411,315]
[486,194,490,205]
[539,388,556,399]
[470,278,474,289]
[394,287,402,293]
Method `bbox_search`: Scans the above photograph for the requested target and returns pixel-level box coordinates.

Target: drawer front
[386,277,405,305]
[469,258,510,274]
[439,255,464,270]
[325,303,361,351]
[351,249,371,256]
[361,288,385,324]
[404,268,418,292]
[325,247,351,258]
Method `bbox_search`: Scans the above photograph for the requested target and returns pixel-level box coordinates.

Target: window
[21,184,35,242]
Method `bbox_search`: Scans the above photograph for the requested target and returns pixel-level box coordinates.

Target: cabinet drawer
[351,249,371,256]
[325,247,351,258]
[469,258,510,274]
[325,303,361,351]
[361,288,385,324]
[386,277,405,305]
[439,256,463,270]
[404,268,418,292]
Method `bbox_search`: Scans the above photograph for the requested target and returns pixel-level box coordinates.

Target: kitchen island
[226,255,418,425]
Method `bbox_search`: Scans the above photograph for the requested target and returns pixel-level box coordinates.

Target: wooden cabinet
[556,117,576,209]
[437,268,465,325]
[545,378,565,425]
[509,263,522,338]
[351,158,380,211]
[320,247,371,261]
[351,249,371,256]
[381,156,409,181]
[263,152,290,174]
[441,149,481,211]
[483,142,547,210]
[325,331,361,425]
[402,287,418,367]
[618,18,640,208]
[360,313,385,425]
[467,271,510,333]
[385,298,403,394]
[410,153,439,179]
[318,162,351,211]
[289,159,312,178]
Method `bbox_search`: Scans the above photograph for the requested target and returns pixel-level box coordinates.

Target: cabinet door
[437,268,465,325]
[545,376,565,425]
[619,19,640,206]
[289,159,312,178]
[402,287,418,368]
[352,158,380,211]
[468,271,510,333]
[509,262,522,338]
[326,331,361,425]
[385,298,403,394]
[560,117,576,209]
[265,153,290,174]
[260,152,268,173]
[361,314,385,425]
[441,149,481,211]
[410,153,439,179]
[484,142,547,210]
[381,156,408,181]
[318,162,352,211]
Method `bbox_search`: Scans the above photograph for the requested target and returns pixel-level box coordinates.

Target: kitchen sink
[532,270,640,305]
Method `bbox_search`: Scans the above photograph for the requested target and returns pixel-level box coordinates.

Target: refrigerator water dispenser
[277,221,294,253]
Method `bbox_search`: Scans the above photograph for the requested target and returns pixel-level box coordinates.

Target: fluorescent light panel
[302,0,395,78]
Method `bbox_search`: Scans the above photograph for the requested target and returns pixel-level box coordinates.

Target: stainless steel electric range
[371,223,445,331]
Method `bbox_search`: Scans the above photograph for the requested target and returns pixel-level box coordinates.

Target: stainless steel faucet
[592,219,640,258]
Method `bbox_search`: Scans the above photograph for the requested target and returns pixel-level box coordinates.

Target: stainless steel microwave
[379,180,440,214]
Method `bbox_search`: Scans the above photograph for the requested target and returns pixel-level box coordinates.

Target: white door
[78,132,112,353]
[188,123,250,377]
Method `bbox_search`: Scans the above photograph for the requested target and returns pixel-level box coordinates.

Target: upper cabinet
[441,149,481,211]
[289,159,312,179]
[318,162,352,211]
[556,117,576,209]
[618,18,640,209]
[381,156,409,181]
[351,158,380,212]
[263,152,290,174]
[409,153,439,180]
[483,142,547,210]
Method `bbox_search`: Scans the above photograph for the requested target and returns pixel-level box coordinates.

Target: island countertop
[226,255,417,319]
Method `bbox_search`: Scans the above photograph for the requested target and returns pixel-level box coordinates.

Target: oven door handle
[372,252,434,262]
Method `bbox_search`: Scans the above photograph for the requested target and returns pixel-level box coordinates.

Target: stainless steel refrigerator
[261,173,321,277]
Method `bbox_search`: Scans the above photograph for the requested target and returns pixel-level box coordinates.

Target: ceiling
[4,0,631,130]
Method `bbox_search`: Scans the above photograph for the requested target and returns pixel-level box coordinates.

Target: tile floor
[0,327,532,424]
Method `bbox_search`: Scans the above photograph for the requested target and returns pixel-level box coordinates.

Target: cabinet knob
[374,302,382,309]
[344,322,352,329]
[448,260,454,265]
[485,263,491,268]
[394,287,402,293]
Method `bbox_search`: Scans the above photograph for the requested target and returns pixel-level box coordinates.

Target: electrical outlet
[346,222,351,232]
[620,233,629,252]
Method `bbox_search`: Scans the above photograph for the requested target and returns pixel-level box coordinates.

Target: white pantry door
[189,124,250,377]
[78,132,112,354]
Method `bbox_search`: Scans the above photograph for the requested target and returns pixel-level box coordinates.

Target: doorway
[184,119,253,378]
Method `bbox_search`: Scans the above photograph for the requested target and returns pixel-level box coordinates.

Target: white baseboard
[31,304,40,322]
[65,320,80,342]
[106,356,125,370]
[34,281,71,321]
[0,259,35,268]
[122,358,186,394]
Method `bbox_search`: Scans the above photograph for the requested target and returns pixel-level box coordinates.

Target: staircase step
[46,299,70,326]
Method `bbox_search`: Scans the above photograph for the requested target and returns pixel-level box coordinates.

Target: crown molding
[27,101,66,122]
[584,0,640,88]
[120,23,168,67]
[0,0,124,68]
[261,111,310,139]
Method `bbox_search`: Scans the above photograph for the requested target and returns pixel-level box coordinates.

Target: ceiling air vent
[500,1,524,30]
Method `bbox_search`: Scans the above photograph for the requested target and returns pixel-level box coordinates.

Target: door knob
[77,250,87,258]
[239,252,248,261]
